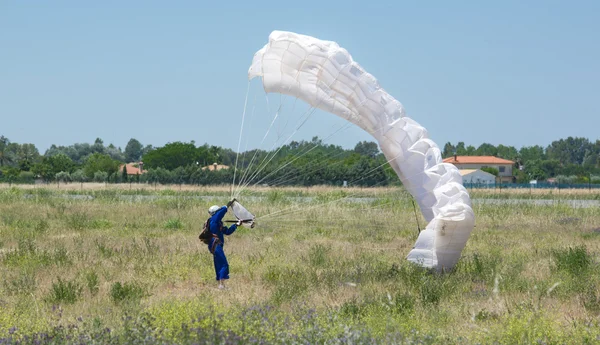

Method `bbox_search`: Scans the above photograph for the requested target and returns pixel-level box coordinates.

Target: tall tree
[125,138,143,162]
[83,153,119,179]
[476,143,498,156]
[17,143,41,171]
[546,136,590,165]
[496,144,519,161]
[442,142,455,158]
[143,142,202,170]
[0,136,14,167]
[455,142,467,155]
[354,141,379,158]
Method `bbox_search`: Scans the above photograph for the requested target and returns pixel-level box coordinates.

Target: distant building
[118,162,145,175]
[202,163,230,171]
[459,169,497,185]
[443,155,515,183]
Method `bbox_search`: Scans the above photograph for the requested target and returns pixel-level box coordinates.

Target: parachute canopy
[231,200,256,229]
[248,31,475,271]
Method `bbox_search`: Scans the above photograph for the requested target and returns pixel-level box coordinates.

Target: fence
[463,182,600,190]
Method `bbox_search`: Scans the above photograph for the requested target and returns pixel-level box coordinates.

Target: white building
[444,156,515,183]
[459,169,496,185]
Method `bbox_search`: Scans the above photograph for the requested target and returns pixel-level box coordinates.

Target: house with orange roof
[118,162,146,176]
[443,155,515,183]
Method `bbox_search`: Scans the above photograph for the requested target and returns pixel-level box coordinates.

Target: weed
[551,245,591,276]
[85,271,100,296]
[164,218,183,230]
[47,277,82,304]
[34,219,49,233]
[52,245,71,266]
[66,212,89,230]
[110,281,146,304]
[581,284,600,314]
[308,243,329,267]
[3,271,37,295]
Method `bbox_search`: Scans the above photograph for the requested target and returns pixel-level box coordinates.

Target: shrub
[110,281,146,304]
[47,277,82,304]
[551,245,591,276]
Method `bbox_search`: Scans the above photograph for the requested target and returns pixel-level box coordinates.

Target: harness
[199,216,224,254]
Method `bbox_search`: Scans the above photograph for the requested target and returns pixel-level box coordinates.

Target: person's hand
[227,198,237,208]
[235,220,242,226]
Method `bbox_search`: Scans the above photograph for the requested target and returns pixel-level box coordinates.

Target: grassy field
[0,183,599,344]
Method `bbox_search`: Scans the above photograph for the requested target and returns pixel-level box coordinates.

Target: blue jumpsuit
[207,206,238,281]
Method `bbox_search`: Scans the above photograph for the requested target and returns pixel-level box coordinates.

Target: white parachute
[248,30,475,271]
[230,200,256,229]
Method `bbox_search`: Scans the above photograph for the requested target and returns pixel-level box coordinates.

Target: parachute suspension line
[246,121,354,189]
[234,103,318,196]
[235,109,316,196]
[236,68,355,197]
[240,93,258,181]
[231,81,251,198]
[256,174,394,221]
[262,149,349,188]
[258,147,404,221]
[234,95,286,196]
[411,198,421,234]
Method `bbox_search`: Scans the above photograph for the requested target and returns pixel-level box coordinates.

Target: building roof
[119,163,145,175]
[458,169,477,176]
[459,169,496,177]
[202,163,230,171]
[443,156,514,165]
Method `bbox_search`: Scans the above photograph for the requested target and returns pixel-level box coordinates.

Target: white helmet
[208,205,220,216]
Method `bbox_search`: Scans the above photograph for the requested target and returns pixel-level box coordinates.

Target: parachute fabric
[231,200,256,228]
[248,31,475,271]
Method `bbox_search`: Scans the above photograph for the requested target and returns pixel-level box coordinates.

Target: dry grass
[0,184,599,344]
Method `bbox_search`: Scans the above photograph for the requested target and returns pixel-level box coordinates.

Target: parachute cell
[248,30,475,271]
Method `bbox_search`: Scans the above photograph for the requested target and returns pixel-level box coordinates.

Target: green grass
[0,184,599,344]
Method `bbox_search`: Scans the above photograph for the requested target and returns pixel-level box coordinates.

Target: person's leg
[213,245,229,288]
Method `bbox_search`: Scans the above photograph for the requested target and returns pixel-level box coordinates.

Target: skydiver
[199,199,241,289]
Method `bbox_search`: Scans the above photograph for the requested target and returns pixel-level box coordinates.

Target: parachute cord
[234,97,284,196]
[256,149,406,221]
[232,82,251,199]
[235,102,288,197]
[256,176,394,221]
[244,122,353,189]
[411,199,421,234]
[235,104,318,196]
[239,93,258,183]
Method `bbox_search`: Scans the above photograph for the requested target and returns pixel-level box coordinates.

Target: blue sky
[1,1,598,154]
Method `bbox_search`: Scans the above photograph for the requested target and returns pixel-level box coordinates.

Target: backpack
[198,217,224,245]
[198,217,214,244]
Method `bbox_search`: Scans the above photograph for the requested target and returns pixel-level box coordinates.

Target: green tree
[455,142,467,155]
[442,142,455,158]
[0,136,15,167]
[125,138,143,162]
[55,171,72,183]
[496,144,519,161]
[518,145,546,163]
[17,143,41,171]
[546,137,591,165]
[476,143,498,156]
[46,153,74,176]
[122,164,128,182]
[354,141,379,158]
[71,169,87,183]
[84,153,119,180]
[481,167,499,176]
[143,142,203,170]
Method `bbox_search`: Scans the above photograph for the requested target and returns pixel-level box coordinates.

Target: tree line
[0,134,598,186]
[442,138,600,183]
